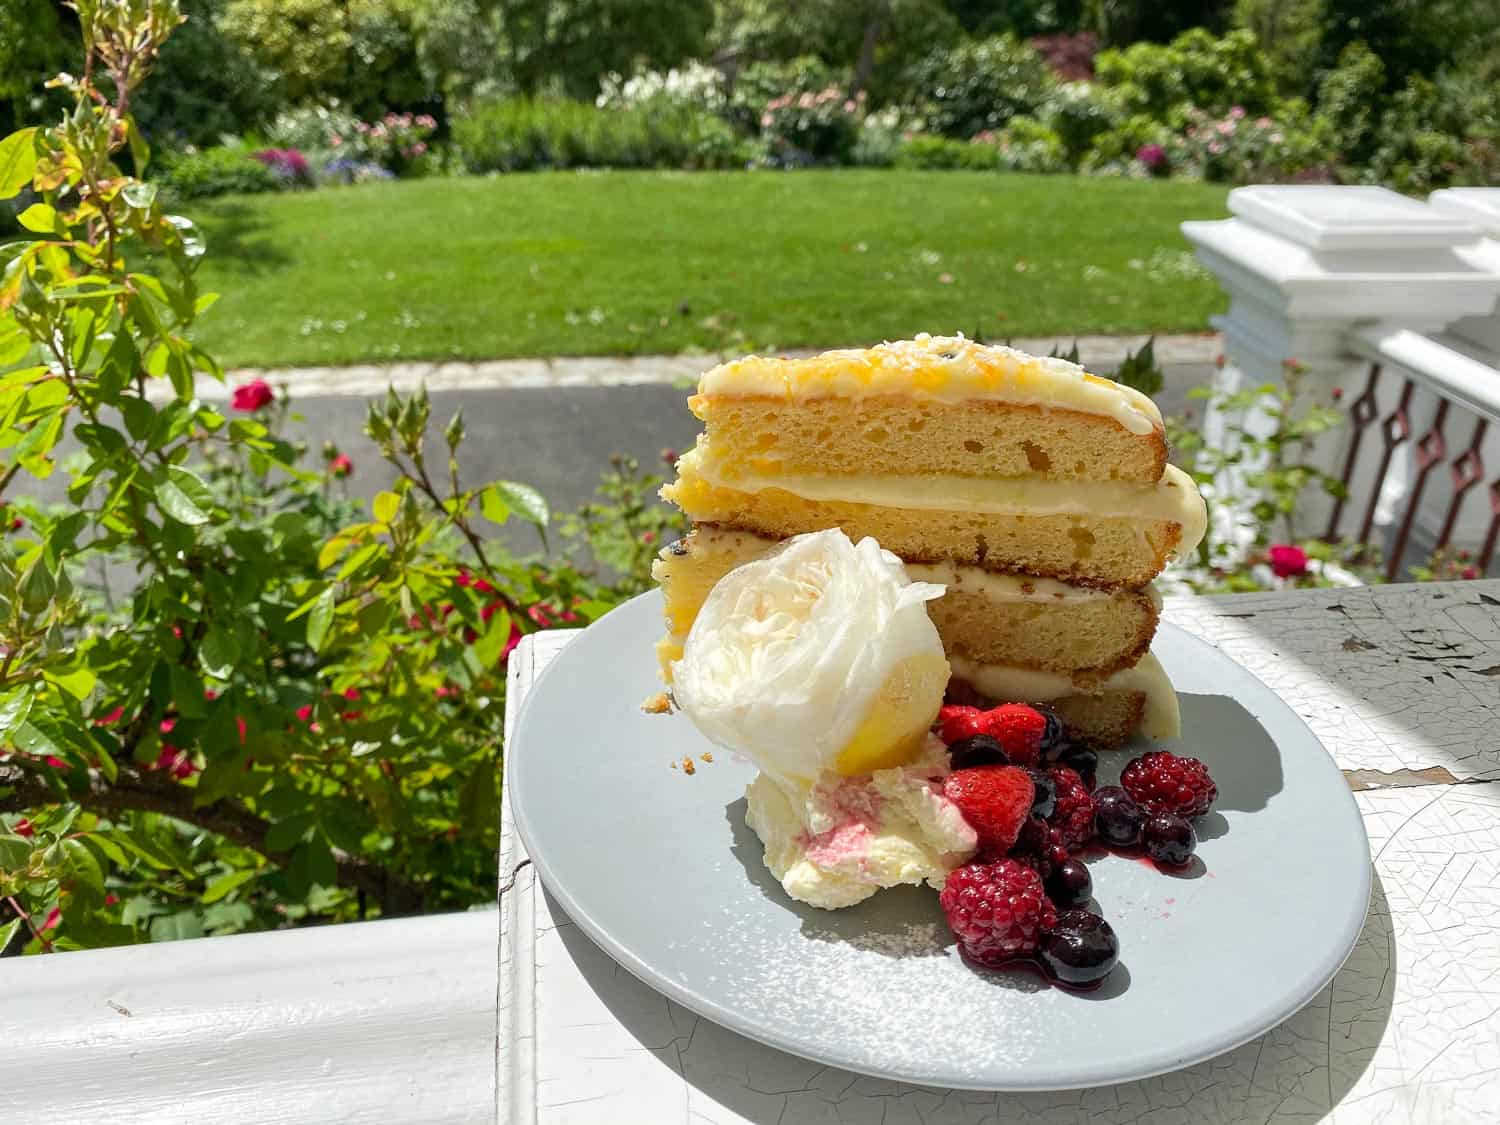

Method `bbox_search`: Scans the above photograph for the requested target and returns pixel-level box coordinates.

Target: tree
[0,0,73,129]
[218,0,430,116]
[1233,0,1324,98]
[131,0,280,146]
[496,0,714,99]
[1315,0,1483,93]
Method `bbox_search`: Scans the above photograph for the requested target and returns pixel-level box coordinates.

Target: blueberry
[1093,785,1145,847]
[1035,706,1065,756]
[947,734,1008,769]
[1044,858,1092,909]
[1025,767,1056,818]
[1057,745,1098,789]
[1143,812,1196,866]
[1039,909,1119,986]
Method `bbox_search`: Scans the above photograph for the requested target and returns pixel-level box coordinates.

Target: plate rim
[509,591,1373,1092]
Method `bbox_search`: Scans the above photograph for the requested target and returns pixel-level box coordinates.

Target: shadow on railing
[1328,328,1500,580]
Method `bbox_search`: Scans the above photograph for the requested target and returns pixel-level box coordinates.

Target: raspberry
[942,765,1033,855]
[937,703,1046,766]
[1120,752,1218,819]
[937,704,988,744]
[939,858,1058,965]
[1046,766,1097,850]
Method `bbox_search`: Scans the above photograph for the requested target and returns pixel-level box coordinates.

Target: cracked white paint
[501,582,1500,1122]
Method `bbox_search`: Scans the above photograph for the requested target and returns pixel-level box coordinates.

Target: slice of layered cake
[654,333,1206,747]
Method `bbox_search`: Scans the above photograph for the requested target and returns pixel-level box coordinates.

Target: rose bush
[0,0,679,954]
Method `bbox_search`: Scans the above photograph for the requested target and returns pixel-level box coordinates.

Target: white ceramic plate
[509,591,1371,1091]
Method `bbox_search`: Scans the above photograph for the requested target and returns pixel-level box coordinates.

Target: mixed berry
[931,702,1221,990]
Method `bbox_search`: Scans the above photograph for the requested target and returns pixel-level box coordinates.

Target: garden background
[2,0,1497,955]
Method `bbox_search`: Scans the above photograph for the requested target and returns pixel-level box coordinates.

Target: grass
[189,170,1230,368]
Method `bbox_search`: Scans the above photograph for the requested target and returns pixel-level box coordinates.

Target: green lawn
[190,170,1230,368]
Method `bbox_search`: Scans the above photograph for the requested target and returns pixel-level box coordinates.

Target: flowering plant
[1159,104,1332,184]
[0,2,643,952]
[758,87,865,165]
[354,111,438,175]
[251,147,313,186]
[596,62,725,114]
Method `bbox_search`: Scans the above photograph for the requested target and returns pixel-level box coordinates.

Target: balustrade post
[1183,186,1500,569]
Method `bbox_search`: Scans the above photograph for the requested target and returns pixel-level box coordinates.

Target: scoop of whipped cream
[672,528,948,784]
[745,736,977,909]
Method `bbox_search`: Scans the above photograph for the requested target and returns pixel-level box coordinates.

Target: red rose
[1268,544,1309,579]
[330,453,353,478]
[1462,566,1479,580]
[14,818,33,838]
[231,379,274,412]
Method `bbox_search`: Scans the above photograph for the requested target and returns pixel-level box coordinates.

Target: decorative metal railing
[1329,328,1500,579]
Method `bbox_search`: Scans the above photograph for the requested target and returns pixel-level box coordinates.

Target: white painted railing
[1329,326,1500,576]
[1184,185,1500,579]
[0,911,498,1124]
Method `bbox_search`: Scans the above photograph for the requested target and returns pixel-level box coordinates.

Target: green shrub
[0,2,686,954]
[1036,82,1121,164]
[850,114,903,167]
[894,134,998,170]
[131,0,281,148]
[759,88,865,165]
[903,35,1055,138]
[989,116,1069,173]
[154,145,282,200]
[1364,73,1500,193]
[1094,28,1276,120]
[453,97,750,172]
[1316,42,1386,166]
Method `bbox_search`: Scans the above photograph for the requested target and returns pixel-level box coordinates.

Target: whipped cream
[744,736,977,909]
[696,333,1163,436]
[672,529,949,783]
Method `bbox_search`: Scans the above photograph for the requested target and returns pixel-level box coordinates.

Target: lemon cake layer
[663,470,1199,589]
[948,651,1179,748]
[692,395,1169,484]
[653,528,1160,684]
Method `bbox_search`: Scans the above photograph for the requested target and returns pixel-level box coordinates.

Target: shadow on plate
[547,869,1391,1119]
[1103,693,1286,817]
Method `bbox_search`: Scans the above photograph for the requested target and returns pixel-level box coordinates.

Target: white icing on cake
[697,333,1163,436]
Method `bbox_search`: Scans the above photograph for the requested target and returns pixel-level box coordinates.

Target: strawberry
[942,765,1035,855]
[937,703,1047,767]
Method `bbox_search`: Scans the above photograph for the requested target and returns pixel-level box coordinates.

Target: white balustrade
[1183,185,1500,574]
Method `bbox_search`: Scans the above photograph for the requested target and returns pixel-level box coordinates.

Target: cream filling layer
[698,333,1162,435]
[677,446,1208,560]
[948,651,1180,740]
[687,527,1120,604]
